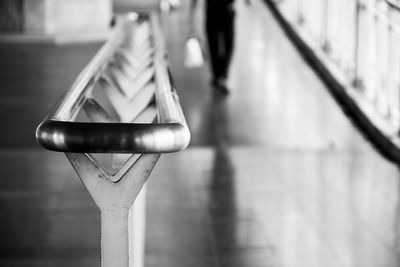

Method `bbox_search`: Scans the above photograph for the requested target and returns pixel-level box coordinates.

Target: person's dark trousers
[206,6,235,81]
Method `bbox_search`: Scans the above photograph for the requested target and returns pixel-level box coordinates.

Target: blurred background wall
[0,0,113,35]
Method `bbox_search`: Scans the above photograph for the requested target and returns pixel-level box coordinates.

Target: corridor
[0,0,399,267]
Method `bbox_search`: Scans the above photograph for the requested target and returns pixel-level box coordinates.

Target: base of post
[101,209,130,267]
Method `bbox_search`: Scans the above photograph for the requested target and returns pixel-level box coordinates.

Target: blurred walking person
[190,0,241,94]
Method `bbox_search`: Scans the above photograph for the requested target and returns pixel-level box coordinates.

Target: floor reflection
[208,91,239,265]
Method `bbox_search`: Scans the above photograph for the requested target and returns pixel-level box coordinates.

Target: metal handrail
[36,13,190,154]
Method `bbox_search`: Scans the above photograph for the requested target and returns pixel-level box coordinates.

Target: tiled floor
[0,0,400,267]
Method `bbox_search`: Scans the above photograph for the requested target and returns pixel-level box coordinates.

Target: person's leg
[220,8,235,79]
[206,8,224,82]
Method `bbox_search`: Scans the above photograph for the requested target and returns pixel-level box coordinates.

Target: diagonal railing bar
[385,0,400,11]
[109,53,154,85]
[103,65,155,101]
[102,76,155,122]
[83,98,118,123]
[77,151,142,183]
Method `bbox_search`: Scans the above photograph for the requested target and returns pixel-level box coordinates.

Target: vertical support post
[66,153,160,267]
[322,0,330,52]
[371,0,379,103]
[101,207,130,267]
[353,0,362,88]
[130,186,146,267]
[297,0,304,25]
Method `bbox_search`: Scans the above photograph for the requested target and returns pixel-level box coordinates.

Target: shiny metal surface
[36,13,190,153]
[37,121,189,153]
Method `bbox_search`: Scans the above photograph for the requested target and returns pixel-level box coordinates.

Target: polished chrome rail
[36,13,190,154]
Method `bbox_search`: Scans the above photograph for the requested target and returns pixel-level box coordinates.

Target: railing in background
[276,0,400,134]
[36,12,190,267]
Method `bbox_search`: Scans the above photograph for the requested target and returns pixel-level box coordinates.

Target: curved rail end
[36,120,190,154]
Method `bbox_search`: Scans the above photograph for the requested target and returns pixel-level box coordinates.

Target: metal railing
[36,12,190,267]
[276,0,400,134]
